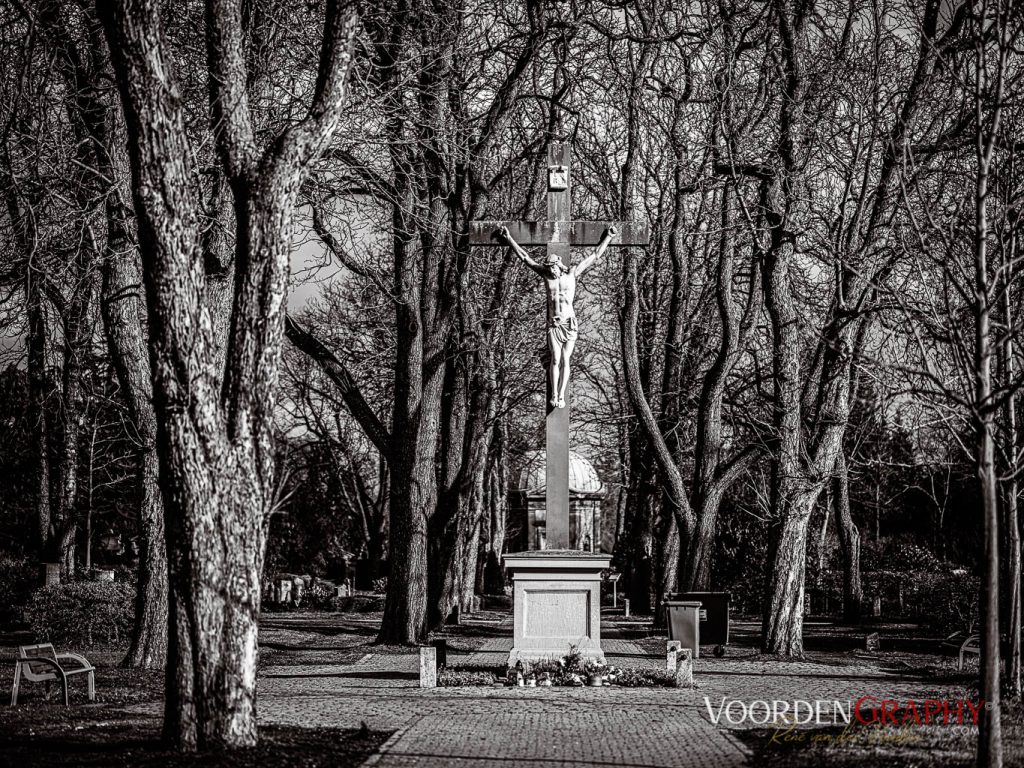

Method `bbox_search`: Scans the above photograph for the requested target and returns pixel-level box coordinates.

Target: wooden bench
[10,643,95,706]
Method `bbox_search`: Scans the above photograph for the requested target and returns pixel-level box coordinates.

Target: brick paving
[112,611,973,766]
[235,612,971,767]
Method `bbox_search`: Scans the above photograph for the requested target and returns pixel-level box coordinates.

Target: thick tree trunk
[99,0,359,748]
[379,286,442,642]
[761,209,811,654]
[618,455,656,614]
[762,493,815,655]
[429,352,470,629]
[125,448,168,668]
[458,467,484,613]
[653,510,680,623]
[833,452,862,622]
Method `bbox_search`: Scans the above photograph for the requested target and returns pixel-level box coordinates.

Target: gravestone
[470,142,648,665]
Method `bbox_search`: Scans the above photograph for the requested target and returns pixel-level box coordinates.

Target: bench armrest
[55,653,94,671]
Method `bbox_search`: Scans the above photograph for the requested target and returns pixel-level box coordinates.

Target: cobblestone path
[247,614,964,767]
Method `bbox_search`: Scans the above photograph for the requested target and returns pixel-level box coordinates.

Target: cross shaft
[469,143,648,550]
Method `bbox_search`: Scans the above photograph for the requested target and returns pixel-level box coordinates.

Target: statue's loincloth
[548,316,579,345]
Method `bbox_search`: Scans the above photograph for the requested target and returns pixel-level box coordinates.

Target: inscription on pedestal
[524,590,588,638]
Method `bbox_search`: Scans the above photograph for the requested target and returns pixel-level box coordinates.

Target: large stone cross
[469,143,649,549]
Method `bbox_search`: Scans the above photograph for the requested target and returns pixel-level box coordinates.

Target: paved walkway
[243,615,964,767]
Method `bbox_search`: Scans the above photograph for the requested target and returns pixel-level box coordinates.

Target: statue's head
[545,253,563,276]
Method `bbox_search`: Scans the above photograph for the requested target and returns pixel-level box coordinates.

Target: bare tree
[95,0,359,749]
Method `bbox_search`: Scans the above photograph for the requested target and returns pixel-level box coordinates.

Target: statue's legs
[557,336,576,408]
[548,332,560,408]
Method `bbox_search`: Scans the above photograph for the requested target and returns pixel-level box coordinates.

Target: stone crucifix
[469,143,649,549]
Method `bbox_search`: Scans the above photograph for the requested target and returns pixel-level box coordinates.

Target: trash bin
[673,591,730,656]
[664,601,702,659]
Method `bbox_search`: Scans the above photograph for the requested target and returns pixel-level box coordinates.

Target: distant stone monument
[470,142,649,665]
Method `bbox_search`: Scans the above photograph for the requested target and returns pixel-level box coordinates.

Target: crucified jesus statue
[499,225,616,409]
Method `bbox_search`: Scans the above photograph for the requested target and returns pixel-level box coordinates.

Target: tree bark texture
[98,0,358,749]
[833,452,862,622]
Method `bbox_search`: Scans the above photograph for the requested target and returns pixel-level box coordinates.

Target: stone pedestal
[503,550,611,666]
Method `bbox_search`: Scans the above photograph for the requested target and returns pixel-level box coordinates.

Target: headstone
[431,639,447,669]
[872,596,882,617]
[95,569,115,582]
[419,647,437,688]
[40,563,60,587]
[278,579,292,604]
[864,632,881,652]
[624,598,630,618]
[673,648,694,687]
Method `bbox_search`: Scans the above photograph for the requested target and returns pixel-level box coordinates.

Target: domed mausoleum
[509,450,606,552]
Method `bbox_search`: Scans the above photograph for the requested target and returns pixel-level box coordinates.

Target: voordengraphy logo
[702,697,985,727]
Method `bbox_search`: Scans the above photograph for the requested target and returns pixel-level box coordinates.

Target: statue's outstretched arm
[575,226,616,277]
[498,226,545,275]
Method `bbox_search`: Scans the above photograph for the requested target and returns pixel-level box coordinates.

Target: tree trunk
[101,189,168,669]
[833,452,862,622]
[761,208,811,654]
[620,248,695,613]
[978,418,1003,766]
[973,38,1003,758]
[623,460,656,614]
[482,419,507,595]
[99,0,359,748]
[54,257,94,579]
[25,270,51,558]
[999,283,1021,697]
[762,493,815,655]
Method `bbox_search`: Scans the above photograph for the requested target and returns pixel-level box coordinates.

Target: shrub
[612,668,677,687]
[306,579,335,607]
[438,669,498,687]
[28,580,135,647]
[332,594,385,613]
[917,572,979,635]
[0,555,36,623]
